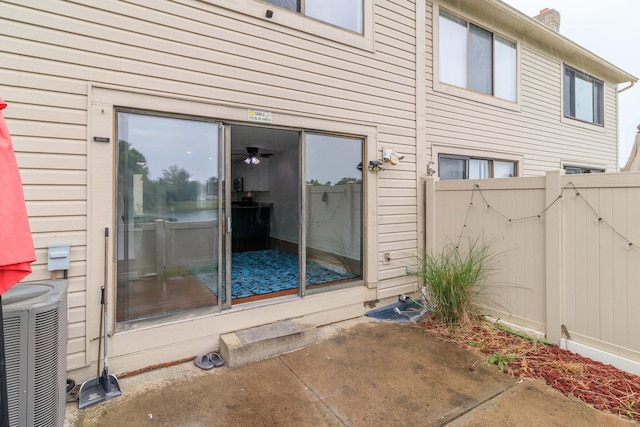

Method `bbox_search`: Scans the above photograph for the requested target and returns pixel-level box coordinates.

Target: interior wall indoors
[268,147,300,247]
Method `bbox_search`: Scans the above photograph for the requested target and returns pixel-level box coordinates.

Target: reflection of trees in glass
[334,177,362,185]
[307,177,362,186]
[143,178,163,210]
[119,140,166,212]
[308,179,331,186]
[119,140,203,215]
[160,165,199,205]
[118,140,149,182]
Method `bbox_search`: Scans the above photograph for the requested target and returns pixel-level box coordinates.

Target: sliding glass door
[227,128,363,302]
[115,116,364,320]
[228,125,301,302]
[115,111,225,322]
[304,134,363,293]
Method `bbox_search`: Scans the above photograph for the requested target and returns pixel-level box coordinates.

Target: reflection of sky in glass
[119,114,362,186]
[264,0,297,11]
[306,134,362,185]
[306,0,363,33]
[123,114,218,183]
[574,76,594,123]
[264,0,363,33]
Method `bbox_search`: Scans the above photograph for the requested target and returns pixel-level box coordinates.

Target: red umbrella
[0,97,35,291]
[0,97,35,425]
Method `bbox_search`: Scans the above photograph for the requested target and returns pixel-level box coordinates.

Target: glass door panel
[228,125,301,302]
[304,134,363,290]
[115,111,223,322]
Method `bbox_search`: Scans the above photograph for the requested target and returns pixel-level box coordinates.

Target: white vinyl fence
[124,219,218,278]
[426,171,640,364]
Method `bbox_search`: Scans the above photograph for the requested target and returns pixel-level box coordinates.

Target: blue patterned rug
[230,249,358,299]
[188,249,358,299]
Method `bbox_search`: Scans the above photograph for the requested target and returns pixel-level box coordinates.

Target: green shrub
[417,239,498,326]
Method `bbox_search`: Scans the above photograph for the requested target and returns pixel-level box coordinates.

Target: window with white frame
[563,65,604,126]
[438,9,517,102]
[564,165,604,174]
[439,155,517,180]
[264,0,363,33]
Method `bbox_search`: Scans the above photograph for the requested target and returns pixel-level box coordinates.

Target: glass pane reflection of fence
[305,133,363,289]
[117,219,218,322]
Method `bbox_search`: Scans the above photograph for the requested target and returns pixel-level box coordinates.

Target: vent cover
[2,280,68,427]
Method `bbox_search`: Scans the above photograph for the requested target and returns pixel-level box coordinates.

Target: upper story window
[563,65,604,126]
[564,165,604,174]
[438,9,517,102]
[439,155,517,180]
[264,0,363,33]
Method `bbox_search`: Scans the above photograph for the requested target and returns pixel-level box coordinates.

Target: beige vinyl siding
[1,0,418,372]
[427,2,619,176]
[3,68,89,368]
[374,0,419,297]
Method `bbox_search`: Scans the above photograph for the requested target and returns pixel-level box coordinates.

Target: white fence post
[155,219,165,277]
[545,170,563,344]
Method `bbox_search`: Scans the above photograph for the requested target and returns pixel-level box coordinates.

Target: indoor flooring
[231,249,358,298]
[116,249,358,321]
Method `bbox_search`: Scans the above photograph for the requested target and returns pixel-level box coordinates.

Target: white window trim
[200,0,374,51]
[432,3,521,112]
[559,63,607,133]
[432,144,523,178]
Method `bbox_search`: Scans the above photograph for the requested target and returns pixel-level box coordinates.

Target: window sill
[433,80,521,112]
[560,115,606,133]
[201,0,374,52]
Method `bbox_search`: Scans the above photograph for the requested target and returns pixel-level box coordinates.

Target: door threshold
[232,288,298,304]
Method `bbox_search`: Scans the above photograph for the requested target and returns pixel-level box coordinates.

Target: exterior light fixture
[368,160,383,172]
[382,148,404,165]
[427,161,436,176]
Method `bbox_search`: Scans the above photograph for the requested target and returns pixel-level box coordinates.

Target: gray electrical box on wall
[47,244,70,272]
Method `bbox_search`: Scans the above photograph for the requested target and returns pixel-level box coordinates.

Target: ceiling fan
[242,146,273,165]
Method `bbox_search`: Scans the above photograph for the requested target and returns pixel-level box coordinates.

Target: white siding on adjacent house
[1,0,419,373]
[427,1,619,176]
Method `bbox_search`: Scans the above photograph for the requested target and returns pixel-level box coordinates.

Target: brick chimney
[533,8,561,32]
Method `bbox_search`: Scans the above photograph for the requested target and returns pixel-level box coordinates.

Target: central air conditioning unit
[2,280,68,427]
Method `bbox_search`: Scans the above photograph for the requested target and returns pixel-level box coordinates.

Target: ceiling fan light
[251,157,261,165]
[244,157,252,164]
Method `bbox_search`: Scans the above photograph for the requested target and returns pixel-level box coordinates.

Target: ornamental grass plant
[417,239,498,326]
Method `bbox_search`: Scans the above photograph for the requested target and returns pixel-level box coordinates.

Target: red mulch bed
[420,315,640,421]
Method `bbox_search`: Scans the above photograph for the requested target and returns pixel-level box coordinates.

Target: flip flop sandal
[194,354,215,370]
[208,352,225,367]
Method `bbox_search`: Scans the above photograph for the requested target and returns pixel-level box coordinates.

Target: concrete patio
[65,318,634,426]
